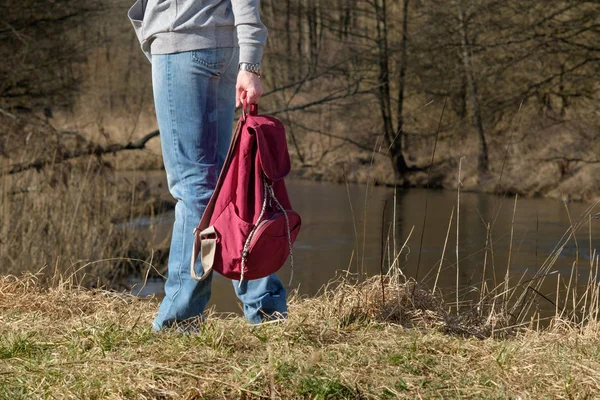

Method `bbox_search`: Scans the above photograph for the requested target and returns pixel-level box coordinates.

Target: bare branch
[537,157,600,164]
[7,130,159,175]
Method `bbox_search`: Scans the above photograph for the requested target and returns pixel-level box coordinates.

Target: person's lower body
[150,47,287,330]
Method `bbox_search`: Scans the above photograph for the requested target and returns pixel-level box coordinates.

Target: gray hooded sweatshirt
[128,0,267,64]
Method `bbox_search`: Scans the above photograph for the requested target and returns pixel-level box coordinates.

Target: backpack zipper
[248,213,282,252]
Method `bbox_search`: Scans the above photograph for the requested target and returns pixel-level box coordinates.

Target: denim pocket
[191,49,226,71]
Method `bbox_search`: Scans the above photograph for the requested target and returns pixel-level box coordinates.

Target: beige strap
[190,226,218,281]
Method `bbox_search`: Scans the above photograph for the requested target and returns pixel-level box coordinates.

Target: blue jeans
[151,47,287,330]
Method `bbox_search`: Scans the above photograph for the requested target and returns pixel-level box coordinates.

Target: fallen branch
[7,130,159,175]
[0,107,18,120]
[537,157,600,164]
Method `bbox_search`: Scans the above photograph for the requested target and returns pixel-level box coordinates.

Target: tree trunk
[286,0,293,79]
[374,0,408,178]
[296,0,303,79]
[396,0,410,164]
[457,2,489,174]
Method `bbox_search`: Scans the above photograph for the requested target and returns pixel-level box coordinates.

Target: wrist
[238,62,262,78]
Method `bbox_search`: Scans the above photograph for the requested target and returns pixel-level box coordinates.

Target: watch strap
[238,62,262,77]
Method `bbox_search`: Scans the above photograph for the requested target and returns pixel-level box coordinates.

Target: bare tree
[0,1,107,113]
[457,1,489,174]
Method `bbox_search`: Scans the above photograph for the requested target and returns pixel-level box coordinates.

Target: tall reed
[0,130,160,287]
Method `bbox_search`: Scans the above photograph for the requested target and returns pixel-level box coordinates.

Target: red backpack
[190,103,301,283]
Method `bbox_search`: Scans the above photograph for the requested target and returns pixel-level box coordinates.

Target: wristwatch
[238,62,262,78]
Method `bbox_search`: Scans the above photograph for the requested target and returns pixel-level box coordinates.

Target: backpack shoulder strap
[190,118,243,281]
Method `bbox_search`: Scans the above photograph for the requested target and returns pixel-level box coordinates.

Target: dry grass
[0,115,167,285]
[1,272,600,399]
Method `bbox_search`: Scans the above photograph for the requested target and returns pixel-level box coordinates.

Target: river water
[124,172,600,318]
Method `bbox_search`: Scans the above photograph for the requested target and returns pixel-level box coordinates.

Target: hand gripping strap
[190,226,218,281]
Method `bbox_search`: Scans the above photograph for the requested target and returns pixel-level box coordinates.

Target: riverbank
[288,142,600,204]
[1,274,599,399]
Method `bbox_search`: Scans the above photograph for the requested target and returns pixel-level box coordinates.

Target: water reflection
[126,172,600,318]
